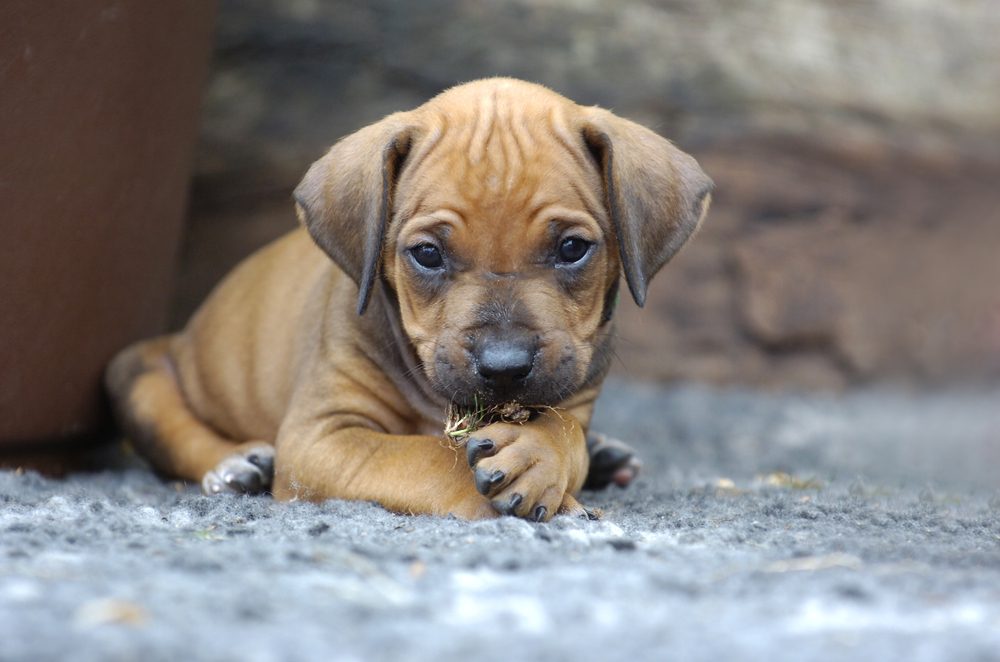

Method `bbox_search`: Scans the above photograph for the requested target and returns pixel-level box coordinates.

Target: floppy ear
[293,113,415,315]
[581,108,713,307]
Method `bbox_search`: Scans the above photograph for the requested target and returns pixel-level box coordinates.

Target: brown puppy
[106,78,711,521]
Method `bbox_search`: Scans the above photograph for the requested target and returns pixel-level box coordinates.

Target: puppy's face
[383,122,619,407]
[295,79,712,409]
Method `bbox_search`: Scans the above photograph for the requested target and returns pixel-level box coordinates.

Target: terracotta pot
[0,2,216,447]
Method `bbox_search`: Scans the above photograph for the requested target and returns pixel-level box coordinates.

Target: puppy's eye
[557,237,592,264]
[409,243,444,270]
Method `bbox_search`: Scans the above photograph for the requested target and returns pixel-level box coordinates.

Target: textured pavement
[2,380,999,661]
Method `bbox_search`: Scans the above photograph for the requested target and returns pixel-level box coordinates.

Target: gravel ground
[2,379,999,662]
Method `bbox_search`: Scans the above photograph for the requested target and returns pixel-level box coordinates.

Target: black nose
[476,339,535,387]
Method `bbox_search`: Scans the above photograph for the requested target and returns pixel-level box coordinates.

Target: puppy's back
[170,228,348,441]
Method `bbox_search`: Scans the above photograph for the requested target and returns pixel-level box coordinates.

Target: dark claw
[495,492,523,515]
[223,470,261,493]
[493,493,522,516]
[466,438,496,467]
[474,468,505,495]
[533,505,547,522]
[246,452,274,476]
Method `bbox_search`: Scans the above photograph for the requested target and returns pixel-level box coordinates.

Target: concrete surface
[2,379,998,661]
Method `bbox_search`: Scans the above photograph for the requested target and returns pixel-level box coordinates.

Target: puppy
[106,78,711,521]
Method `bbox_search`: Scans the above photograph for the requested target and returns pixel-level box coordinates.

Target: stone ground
[2,379,999,662]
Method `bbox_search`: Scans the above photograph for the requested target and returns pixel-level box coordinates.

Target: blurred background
[2,0,999,456]
[181,0,1000,390]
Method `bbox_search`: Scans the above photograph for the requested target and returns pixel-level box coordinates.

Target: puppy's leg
[106,338,273,494]
[273,426,497,519]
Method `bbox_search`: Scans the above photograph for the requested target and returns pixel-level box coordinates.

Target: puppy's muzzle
[474,335,537,400]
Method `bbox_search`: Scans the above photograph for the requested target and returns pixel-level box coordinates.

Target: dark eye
[557,237,591,264]
[410,243,444,270]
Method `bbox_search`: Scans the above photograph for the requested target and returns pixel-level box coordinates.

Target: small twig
[443,396,537,444]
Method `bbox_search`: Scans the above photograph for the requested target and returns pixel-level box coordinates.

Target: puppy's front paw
[202,444,275,496]
[466,422,587,522]
[584,432,641,490]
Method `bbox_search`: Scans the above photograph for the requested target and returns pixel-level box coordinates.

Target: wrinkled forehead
[393,93,607,231]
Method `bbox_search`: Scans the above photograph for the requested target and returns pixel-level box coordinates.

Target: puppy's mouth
[437,382,565,411]
[429,338,579,410]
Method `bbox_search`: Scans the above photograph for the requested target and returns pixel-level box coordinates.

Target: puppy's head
[295,79,711,408]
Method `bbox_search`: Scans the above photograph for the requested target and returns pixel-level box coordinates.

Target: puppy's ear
[294,113,415,315]
[581,109,713,307]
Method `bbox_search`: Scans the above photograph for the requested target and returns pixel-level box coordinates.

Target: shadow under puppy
[106,78,711,521]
